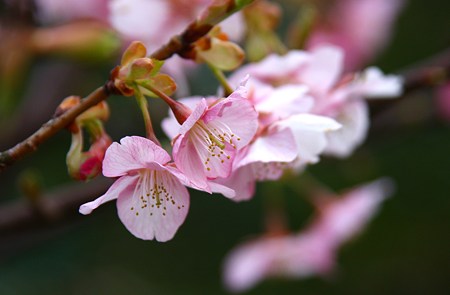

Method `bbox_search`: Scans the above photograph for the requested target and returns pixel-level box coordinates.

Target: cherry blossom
[310,178,395,246]
[223,233,334,292]
[170,86,258,190]
[230,45,403,158]
[223,178,393,291]
[79,136,189,242]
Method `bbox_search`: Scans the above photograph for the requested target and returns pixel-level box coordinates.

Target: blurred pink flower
[311,178,395,247]
[307,0,406,71]
[230,45,403,158]
[435,82,450,122]
[79,136,189,242]
[223,233,334,292]
[223,178,393,292]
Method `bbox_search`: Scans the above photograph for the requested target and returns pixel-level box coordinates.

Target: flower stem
[144,83,191,125]
[207,63,234,96]
[134,87,160,146]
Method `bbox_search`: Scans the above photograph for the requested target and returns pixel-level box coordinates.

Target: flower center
[129,170,184,217]
[190,120,240,172]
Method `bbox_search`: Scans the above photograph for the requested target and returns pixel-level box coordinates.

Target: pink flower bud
[67,128,112,181]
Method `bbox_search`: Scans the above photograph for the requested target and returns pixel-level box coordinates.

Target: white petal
[352,67,403,98]
[324,101,369,158]
[275,114,341,165]
[238,127,297,168]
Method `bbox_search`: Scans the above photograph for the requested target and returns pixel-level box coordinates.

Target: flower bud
[112,41,177,97]
[118,58,155,81]
[66,120,112,181]
[191,27,245,70]
[56,96,110,131]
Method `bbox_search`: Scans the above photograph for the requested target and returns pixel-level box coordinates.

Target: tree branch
[0,0,255,173]
[0,86,110,173]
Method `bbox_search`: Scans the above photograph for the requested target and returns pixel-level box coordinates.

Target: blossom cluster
[80,43,402,242]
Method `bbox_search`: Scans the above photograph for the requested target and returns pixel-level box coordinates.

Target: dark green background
[1,0,449,294]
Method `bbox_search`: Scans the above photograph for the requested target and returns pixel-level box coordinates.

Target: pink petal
[161,96,204,139]
[223,233,335,292]
[179,99,207,136]
[201,141,236,179]
[117,170,190,241]
[312,178,394,246]
[79,175,138,215]
[212,165,256,201]
[208,181,236,199]
[223,238,277,292]
[173,134,210,191]
[245,51,310,82]
[256,85,313,119]
[297,45,344,94]
[237,127,298,168]
[204,96,258,149]
[251,162,286,181]
[102,136,171,177]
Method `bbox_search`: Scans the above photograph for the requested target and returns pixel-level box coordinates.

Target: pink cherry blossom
[223,178,393,291]
[307,0,406,71]
[223,233,335,292]
[210,106,341,201]
[79,136,189,242]
[171,86,258,190]
[229,45,403,158]
[310,178,395,246]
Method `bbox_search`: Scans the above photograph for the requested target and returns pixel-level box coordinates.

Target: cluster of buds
[110,41,176,98]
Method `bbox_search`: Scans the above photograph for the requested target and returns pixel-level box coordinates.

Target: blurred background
[0,0,449,294]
